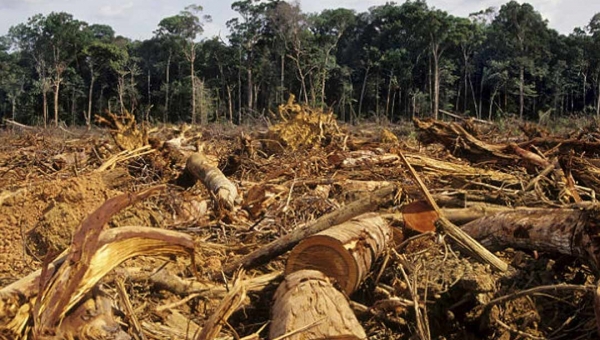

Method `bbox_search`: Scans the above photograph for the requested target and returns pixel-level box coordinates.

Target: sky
[0,0,598,41]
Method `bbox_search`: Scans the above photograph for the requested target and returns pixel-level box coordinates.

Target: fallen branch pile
[2,103,600,339]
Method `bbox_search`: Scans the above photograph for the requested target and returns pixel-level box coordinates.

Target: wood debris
[2,109,600,339]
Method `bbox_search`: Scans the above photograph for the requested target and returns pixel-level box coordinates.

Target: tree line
[1,0,600,127]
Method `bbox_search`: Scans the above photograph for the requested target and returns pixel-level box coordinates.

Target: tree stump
[285,213,391,295]
[269,269,366,340]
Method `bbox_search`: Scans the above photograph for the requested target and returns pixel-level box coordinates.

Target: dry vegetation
[2,102,600,339]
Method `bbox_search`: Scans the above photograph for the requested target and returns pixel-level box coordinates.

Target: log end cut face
[285,235,358,295]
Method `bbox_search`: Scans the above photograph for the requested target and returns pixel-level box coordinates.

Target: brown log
[285,213,391,295]
[224,184,398,275]
[269,270,367,340]
[413,118,516,162]
[460,207,600,268]
[186,153,239,210]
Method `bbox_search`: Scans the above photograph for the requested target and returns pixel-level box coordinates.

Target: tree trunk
[358,66,370,118]
[280,54,285,104]
[489,88,498,121]
[11,97,16,122]
[199,80,206,125]
[519,66,525,119]
[386,72,393,120]
[247,68,253,113]
[269,270,367,340]
[87,72,95,129]
[286,213,391,295]
[461,207,600,269]
[469,72,479,118]
[118,75,125,115]
[224,185,397,274]
[583,73,587,109]
[292,55,309,104]
[226,85,233,124]
[191,46,197,125]
[70,86,76,125]
[186,153,239,211]
[464,53,469,113]
[390,89,396,121]
[433,45,440,120]
[376,73,380,119]
[321,53,329,108]
[597,81,600,118]
[237,49,242,124]
[164,51,172,123]
[53,80,61,127]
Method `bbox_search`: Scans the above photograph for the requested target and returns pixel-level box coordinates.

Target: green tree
[8,13,86,126]
[0,39,26,121]
[156,5,210,124]
[491,1,550,119]
[422,9,461,119]
[588,13,600,117]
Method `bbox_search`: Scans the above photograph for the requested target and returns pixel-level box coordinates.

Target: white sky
[0,0,598,41]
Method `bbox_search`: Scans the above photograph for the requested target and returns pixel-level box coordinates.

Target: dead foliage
[1,109,600,339]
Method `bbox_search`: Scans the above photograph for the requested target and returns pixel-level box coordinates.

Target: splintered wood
[3,109,600,339]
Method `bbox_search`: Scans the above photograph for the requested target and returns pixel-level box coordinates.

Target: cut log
[224,185,398,275]
[269,270,367,340]
[460,207,600,269]
[285,213,391,295]
[186,153,239,210]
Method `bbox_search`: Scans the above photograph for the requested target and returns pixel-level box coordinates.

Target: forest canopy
[0,0,599,127]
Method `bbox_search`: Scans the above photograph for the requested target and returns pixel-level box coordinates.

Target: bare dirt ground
[1,109,600,339]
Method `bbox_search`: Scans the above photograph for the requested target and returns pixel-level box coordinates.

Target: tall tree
[422,9,460,119]
[589,13,600,117]
[156,5,210,124]
[228,0,272,115]
[311,8,355,107]
[491,1,549,119]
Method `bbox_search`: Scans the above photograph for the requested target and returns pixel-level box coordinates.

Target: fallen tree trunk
[186,153,239,211]
[269,270,367,340]
[461,207,600,269]
[224,185,398,275]
[286,213,391,295]
[413,118,516,162]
